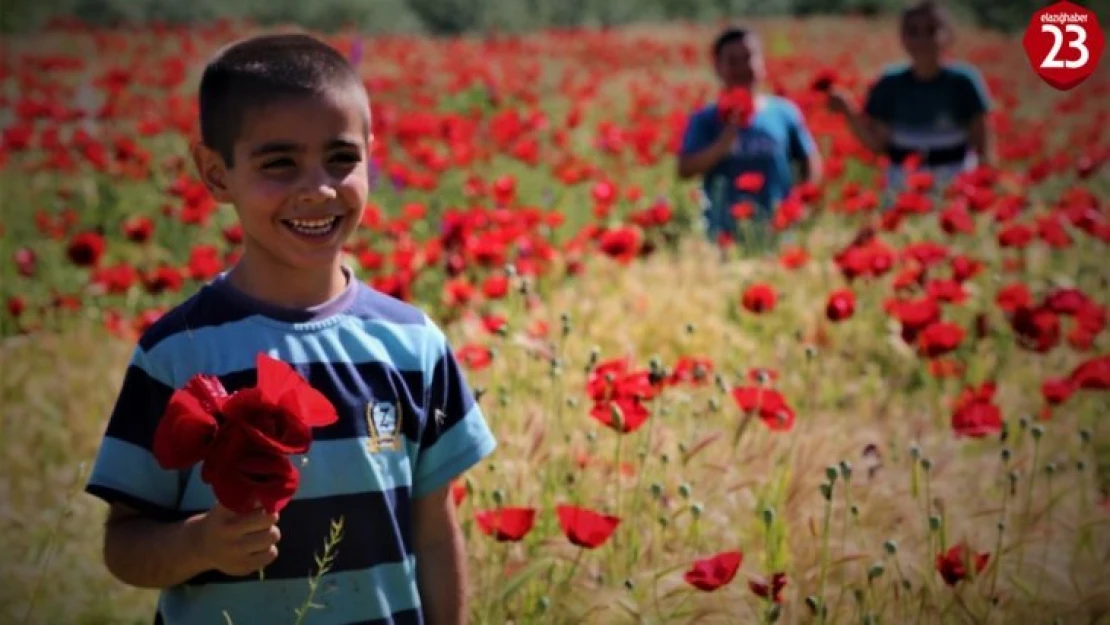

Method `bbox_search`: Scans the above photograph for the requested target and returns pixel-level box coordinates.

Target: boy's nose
[298,171,339,204]
[299,184,338,204]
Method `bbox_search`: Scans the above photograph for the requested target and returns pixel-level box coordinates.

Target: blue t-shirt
[85,266,497,625]
[864,61,991,168]
[679,94,818,237]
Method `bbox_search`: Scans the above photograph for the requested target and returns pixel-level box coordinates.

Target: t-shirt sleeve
[957,65,991,119]
[85,346,185,520]
[413,317,497,498]
[863,76,893,122]
[785,100,819,160]
[679,110,714,156]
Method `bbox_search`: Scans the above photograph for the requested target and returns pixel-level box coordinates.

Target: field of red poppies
[2,14,1109,625]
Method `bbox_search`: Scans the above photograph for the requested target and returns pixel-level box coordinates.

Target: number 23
[1041,23,1089,69]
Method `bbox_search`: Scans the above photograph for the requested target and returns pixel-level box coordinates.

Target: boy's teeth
[289,217,336,228]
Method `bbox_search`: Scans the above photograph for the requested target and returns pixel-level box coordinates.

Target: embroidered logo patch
[366,400,403,453]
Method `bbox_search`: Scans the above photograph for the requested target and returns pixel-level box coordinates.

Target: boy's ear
[191,142,233,203]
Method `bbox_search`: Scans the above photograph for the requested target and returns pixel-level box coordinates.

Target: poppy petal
[152,384,219,469]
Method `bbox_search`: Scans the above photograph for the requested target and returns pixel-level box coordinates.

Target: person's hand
[826,88,853,116]
[192,502,281,577]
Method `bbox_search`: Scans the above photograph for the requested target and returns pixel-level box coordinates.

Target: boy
[827,0,993,195]
[84,33,497,625]
[676,25,823,245]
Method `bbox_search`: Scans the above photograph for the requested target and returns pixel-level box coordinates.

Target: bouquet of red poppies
[717,86,755,127]
[152,353,338,514]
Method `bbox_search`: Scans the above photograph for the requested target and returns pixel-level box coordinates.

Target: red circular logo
[1022,0,1104,91]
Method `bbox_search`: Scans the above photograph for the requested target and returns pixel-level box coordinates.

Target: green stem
[816,485,835,625]
[1036,472,1053,598]
[1016,436,1041,571]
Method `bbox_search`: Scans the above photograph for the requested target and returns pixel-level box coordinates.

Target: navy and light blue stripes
[86,269,497,625]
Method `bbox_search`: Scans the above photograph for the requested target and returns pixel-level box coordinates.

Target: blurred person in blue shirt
[677,25,823,246]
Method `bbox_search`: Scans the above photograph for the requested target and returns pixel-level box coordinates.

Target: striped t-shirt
[863,61,991,168]
[85,266,498,625]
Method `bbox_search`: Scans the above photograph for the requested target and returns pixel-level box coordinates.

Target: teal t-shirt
[864,61,991,167]
[679,94,818,239]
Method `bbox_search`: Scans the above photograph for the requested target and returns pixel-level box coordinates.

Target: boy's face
[715,37,764,88]
[901,12,947,64]
[194,87,371,275]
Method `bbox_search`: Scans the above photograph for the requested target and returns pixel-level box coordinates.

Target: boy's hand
[193,503,281,577]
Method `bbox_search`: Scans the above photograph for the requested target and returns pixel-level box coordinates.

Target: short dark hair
[900,0,952,33]
[197,33,367,167]
[712,26,756,60]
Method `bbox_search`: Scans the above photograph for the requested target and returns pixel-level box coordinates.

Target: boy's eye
[261,157,296,170]
[330,152,361,164]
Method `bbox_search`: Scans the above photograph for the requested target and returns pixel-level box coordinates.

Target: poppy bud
[884,540,898,555]
[762,507,775,526]
[868,563,885,581]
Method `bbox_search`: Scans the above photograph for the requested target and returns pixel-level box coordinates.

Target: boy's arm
[676,111,738,180]
[413,484,468,625]
[961,67,993,166]
[830,80,891,154]
[413,318,498,623]
[787,102,823,184]
[89,347,281,589]
[103,503,211,588]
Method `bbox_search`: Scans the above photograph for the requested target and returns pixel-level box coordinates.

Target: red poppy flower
[742,284,777,314]
[916,321,965,359]
[475,507,536,542]
[66,230,105,267]
[717,86,754,126]
[735,172,765,193]
[951,382,1003,438]
[457,344,494,370]
[1009,305,1060,353]
[203,436,301,515]
[555,504,620,549]
[589,396,650,433]
[936,543,990,586]
[826,288,855,322]
[1068,355,1110,390]
[668,356,714,386]
[749,572,788,603]
[731,386,795,432]
[152,374,227,469]
[151,353,338,514]
[1041,377,1074,406]
[684,551,743,592]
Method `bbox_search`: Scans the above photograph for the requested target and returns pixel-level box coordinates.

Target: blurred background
[1,0,1046,36]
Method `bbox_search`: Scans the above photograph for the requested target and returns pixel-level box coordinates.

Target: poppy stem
[1035,468,1053,598]
[557,549,585,599]
[1016,432,1042,572]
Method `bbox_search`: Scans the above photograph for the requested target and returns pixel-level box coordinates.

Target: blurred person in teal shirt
[677,25,823,246]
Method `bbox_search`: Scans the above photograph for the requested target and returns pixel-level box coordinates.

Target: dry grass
[3,233,1109,624]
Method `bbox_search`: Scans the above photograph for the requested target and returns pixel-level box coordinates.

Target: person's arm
[413,316,499,624]
[828,81,891,155]
[676,110,740,180]
[103,504,211,588]
[961,66,994,166]
[968,113,991,167]
[414,484,468,625]
[786,101,823,184]
[87,347,281,589]
[104,502,281,589]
